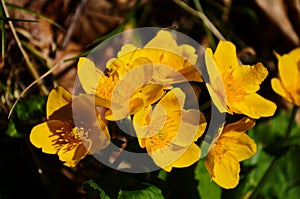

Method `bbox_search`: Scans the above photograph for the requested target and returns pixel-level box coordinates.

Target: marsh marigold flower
[271,48,300,106]
[77,57,165,121]
[133,88,207,171]
[204,117,257,189]
[205,41,276,118]
[30,86,110,167]
[77,30,203,121]
[106,30,202,85]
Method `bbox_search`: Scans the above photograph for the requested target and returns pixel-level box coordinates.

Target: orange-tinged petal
[232,62,268,92]
[170,143,201,169]
[77,57,104,94]
[30,120,65,154]
[231,93,277,119]
[47,86,72,119]
[213,41,239,74]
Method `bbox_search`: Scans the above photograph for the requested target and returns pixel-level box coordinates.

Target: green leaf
[195,159,221,199]
[84,180,111,199]
[15,95,46,122]
[245,110,300,198]
[5,120,22,138]
[118,184,164,199]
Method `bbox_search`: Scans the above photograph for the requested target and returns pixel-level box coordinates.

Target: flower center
[96,74,118,100]
[223,72,246,103]
[53,121,90,151]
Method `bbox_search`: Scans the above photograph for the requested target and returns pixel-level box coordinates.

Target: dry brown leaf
[254,0,300,46]
[70,0,137,45]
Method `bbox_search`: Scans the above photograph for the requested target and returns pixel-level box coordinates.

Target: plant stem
[172,0,225,41]
[192,0,216,47]
[249,105,298,199]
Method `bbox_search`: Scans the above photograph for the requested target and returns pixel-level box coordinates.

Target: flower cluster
[30,30,280,189]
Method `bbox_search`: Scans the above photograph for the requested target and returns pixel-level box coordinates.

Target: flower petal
[213,41,239,74]
[231,93,277,119]
[47,86,72,119]
[30,120,65,154]
[232,62,268,92]
[272,77,294,103]
[58,140,90,167]
[170,143,201,169]
[158,88,185,113]
[77,57,104,95]
[172,110,206,147]
[221,118,257,161]
[206,152,240,189]
[278,54,299,90]
[205,49,227,113]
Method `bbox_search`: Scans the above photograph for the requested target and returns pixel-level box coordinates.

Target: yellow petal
[232,62,268,92]
[150,145,188,170]
[213,41,239,74]
[278,54,299,91]
[117,44,138,57]
[77,57,104,95]
[206,83,227,113]
[158,88,185,113]
[210,152,240,189]
[46,86,72,119]
[288,47,300,59]
[133,105,152,141]
[273,77,294,103]
[170,143,201,168]
[220,118,257,161]
[145,30,178,52]
[72,95,110,153]
[145,30,198,66]
[58,141,90,167]
[30,120,65,154]
[172,110,206,147]
[205,49,227,113]
[231,93,277,118]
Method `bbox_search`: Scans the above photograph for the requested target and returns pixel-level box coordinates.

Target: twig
[0,0,49,95]
[62,0,88,49]
[172,0,225,41]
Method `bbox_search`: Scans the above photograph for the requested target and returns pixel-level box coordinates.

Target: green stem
[249,105,298,199]
[192,0,216,48]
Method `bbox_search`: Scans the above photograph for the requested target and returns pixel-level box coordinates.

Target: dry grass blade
[8,61,62,119]
[1,0,49,95]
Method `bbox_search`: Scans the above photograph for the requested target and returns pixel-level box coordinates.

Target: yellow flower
[271,48,300,106]
[77,57,165,121]
[133,88,207,171]
[106,30,203,84]
[205,41,277,119]
[30,86,110,167]
[204,117,257,189]
[77,57,118,101]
